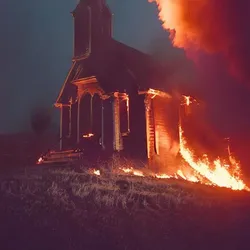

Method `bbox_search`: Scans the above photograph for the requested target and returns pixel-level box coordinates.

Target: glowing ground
[0,165,250,250]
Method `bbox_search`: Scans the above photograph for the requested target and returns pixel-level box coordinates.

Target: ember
[83,133,94,138]
[37,157,43,164]
[89,168,101,176]
[93,169,100,176]
[120,167,144,177]
[183,96,191,106]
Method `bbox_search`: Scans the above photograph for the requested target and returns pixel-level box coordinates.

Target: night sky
[0,0,172,133]
[1,0,250,138]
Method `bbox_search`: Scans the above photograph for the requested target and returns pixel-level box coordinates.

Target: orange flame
[148,0,188,48]
[148,0,215,51]
[184,96,191,106]
[83,133,94,138]
[155,173,172,179]
[93,169,101,176]
[89,168,101,176]
[120,167,145,177]
[37,157,43,164]
[36,91,249,192]
[179,96,249,191]
[179,127,248,190]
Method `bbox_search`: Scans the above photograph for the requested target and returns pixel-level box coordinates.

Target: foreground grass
[1,165,250,250]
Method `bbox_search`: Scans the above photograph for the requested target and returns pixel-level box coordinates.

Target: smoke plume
[149,0,250,83]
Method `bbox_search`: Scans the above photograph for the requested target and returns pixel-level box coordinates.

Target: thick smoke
[149,0,250,83]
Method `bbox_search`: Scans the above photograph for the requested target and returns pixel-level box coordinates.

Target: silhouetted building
[55,0,179,172]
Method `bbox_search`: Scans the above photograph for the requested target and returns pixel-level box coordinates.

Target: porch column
[77,94,82,143]
[59,105,63,150]
[113,92,123,151]
[144,95,155,159]
[101,99,105,150]
[68,105,72,138]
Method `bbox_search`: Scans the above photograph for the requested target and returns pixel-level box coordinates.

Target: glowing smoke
[149,0,250,83]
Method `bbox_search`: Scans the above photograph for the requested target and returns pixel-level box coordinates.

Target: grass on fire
[1,158,250,250]
[1,157,249,215]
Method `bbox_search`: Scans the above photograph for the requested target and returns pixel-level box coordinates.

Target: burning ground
[1,161,250,250]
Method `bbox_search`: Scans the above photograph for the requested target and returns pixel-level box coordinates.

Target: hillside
[1,164,250,250]
[0,132,58,172]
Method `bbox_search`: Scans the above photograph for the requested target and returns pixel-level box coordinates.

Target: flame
[149,0,250,82]
[116,94,249,191]
[184,96,191,106]
[37,157,43,164]
[93,169,101,176]
[147,88,172,99]
[179,96,249,191]
[155,173,172,179]
[148,0,188,48]
[119,166,200,183]
[179,127,247,190]
[89,168,101,176]
[36,93,249,192]
[148,0,220,51]
[119,167,145,177]
[83,133,94,138]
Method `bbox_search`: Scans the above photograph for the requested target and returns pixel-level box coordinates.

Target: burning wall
[144,90,179,174]
[143,1,250,190]
[143,91,249,190]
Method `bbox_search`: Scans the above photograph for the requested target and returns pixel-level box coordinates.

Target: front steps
[37,149,84,167]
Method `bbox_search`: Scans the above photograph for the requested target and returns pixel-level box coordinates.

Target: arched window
[119,94,130,136]
[80,93,92,137]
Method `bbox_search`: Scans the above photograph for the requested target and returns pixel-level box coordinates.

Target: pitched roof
[109,39,172,91]
[56,38,172,105]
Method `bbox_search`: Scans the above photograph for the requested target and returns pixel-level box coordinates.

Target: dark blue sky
[1,0,187,133]
[1,0,250,136]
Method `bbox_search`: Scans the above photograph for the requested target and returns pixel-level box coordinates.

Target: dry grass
[1,158,250,250]
[1,156,248,216]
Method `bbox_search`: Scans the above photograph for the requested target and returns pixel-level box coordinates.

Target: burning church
[38,0,249,191]
[53,0,179,172]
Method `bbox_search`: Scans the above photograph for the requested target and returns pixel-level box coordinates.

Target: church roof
[56,38,172,105]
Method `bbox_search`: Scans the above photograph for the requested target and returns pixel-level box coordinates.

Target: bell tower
[72,0,112,59]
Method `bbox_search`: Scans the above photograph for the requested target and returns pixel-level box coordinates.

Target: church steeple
[72,0,112,59]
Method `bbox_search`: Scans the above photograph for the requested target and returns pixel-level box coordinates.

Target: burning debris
[89,168,101,176]
[37,157,43,164]
[119,167,145,177]
[83,133,94,138]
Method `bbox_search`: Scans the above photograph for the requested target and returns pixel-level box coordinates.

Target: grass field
[1,162,250,250]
